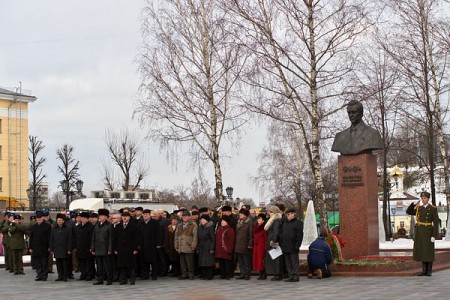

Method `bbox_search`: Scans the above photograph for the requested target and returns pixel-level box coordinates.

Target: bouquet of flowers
[324,230,345,261]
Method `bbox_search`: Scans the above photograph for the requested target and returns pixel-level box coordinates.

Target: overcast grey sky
[0,0,266,202]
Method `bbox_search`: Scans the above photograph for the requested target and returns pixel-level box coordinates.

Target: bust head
[347,100,363,125]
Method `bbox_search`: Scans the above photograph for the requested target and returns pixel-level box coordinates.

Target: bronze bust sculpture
[331,100,383,155]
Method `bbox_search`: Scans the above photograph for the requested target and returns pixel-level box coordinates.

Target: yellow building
[0,86,37,210]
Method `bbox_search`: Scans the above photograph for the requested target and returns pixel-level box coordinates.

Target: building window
[0,177,2,191]
[125,192,135,199]
[0,119,2,133]
[140,193,149,200]
[0,145,2,160]
[110,192,120,199]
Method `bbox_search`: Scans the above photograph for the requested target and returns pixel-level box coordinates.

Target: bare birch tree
[56,144,80,209]
[379,0,450,208]
[136,0,248,202]
[28,135,46,211]
[103,128,149,191]
[351,42,405,240]
[226,0,377,229]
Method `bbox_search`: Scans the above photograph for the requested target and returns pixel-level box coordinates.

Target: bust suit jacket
[331,121,383,155]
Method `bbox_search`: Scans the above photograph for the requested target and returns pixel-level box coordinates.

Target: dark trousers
[201,266,214,280]
[95,255,112,283]
[3,245,10,269]
[237,253,252,278]
[78,255,95,279]
[157,248,168,275]
[142,260,158,279]
[119,256,136,283]
[11,249,24,273]
[55,257,70,279]
[111,254,120,281]
[218,258,234,279]
[179,253,195,278]
[284,252,299,280]
[47,252,54,272]
[34,255,49,279]
[169,261,180,275]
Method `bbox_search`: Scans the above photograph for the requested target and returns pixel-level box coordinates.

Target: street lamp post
[225,186,233,206]
[60,179,84,209]
[391,207,397,239]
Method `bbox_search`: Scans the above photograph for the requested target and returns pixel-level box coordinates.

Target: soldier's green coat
[406,203,439,262]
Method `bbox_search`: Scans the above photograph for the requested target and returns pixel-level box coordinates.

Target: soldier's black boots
[425,262,433,276]
[418,262,427,276]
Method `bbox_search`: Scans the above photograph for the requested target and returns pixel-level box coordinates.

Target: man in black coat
[139,209,162,280]
[74,211,95,281]
[91,209,113,285]
[29,211,52,281]
[114,212,139,285]
[50,213,73,281]
[280,208,303,282]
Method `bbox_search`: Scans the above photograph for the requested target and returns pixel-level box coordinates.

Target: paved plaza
[0,266,449,300]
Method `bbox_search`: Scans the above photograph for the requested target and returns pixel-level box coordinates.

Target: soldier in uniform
[406,191,439,276]
[9,214,26,275]
[1,212,14,272]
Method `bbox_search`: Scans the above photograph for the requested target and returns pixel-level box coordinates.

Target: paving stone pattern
[1,267,449,299]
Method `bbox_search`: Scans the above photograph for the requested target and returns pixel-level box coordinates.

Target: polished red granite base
[338,154,379,259]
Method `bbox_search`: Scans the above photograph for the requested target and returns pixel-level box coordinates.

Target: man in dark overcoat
[406,191,439,276]
[280,208,303,282]
[91,208,113,285]
[74,211,95,281]
[50,213,73,281]
[29,211,52,281]
[114,211,139,285]
[139,209,162,280]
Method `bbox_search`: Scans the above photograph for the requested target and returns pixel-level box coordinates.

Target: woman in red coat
[215,216,235,279]
[253,213,267,279]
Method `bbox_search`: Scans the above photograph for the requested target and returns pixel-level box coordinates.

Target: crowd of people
[1,203,333,285]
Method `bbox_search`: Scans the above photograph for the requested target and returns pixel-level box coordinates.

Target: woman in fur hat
[264,206,283,280]
[253,213,267,279]
[215,216,235,279]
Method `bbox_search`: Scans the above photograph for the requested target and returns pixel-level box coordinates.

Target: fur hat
[257,213,267,221]
[80,212,90,218]
[56,213,66,220]
[14,214,22,220]
[98,208,110,217]
[239,208,250,217]
[90,212,99,218]
[135,206,143,211]
[143,209,151,214]
[285,208,296,214]
[268,205,281,214]
[35,211,44,219]
[198,207,209,213]
[122,211,131,217]
[191,210,199,216]
[222,205,232,212]
[182,210,191,217]
[221,215,231,225]
[200,214,211,222]
[170,214,180,221]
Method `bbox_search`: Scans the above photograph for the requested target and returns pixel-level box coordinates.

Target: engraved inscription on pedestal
[341,165,364,188]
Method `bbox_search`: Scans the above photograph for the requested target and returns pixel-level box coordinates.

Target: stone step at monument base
[299,249,450,276]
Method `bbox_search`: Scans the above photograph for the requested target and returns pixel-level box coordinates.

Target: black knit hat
[200,214,211,222]
[222,205,232,212]
[239,208,250,217]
